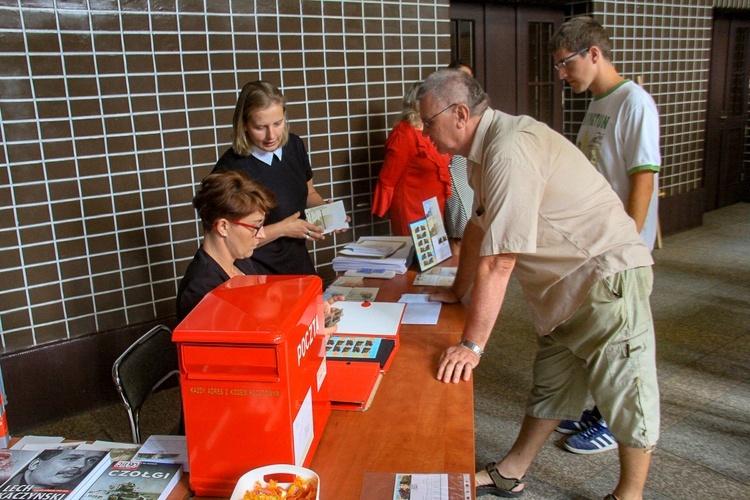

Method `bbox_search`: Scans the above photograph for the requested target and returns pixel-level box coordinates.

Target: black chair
[112,324,180,443]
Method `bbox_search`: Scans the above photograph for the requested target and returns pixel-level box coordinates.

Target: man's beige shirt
[466,109,653,335]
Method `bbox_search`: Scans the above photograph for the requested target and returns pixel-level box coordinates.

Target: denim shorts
[526,266,660,449]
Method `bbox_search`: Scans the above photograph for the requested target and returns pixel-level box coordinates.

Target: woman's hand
[323,294,346,337]
[279,211,325,241]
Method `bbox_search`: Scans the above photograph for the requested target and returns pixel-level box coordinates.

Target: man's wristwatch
[458,338,484,357]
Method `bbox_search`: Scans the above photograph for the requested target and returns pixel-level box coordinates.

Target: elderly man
[419,69,659,500]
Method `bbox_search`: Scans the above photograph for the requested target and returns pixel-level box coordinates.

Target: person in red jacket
[372,82,452,236]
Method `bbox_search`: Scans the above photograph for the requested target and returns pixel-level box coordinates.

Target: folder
[325,301,405,410]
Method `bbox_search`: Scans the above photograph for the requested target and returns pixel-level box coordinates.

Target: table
[179,261,475,499]
[311,262,474,498]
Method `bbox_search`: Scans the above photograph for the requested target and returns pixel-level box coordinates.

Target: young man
[419,69,659,500]
[550,16,661,455]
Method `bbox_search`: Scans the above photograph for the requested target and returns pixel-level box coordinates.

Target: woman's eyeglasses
[214,219,264,235]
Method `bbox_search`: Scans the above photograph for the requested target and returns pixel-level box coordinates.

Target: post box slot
[181,344,280,382]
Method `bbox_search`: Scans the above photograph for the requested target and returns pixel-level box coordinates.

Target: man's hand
[429,288,460,304]
[436,344,480,383]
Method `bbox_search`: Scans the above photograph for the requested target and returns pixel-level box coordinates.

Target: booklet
[409,197,452,271]
[132,435,189,473]
[360,472,472,499]
[413,267,457,287]
[305,200,349,234]
[77,460,183,500]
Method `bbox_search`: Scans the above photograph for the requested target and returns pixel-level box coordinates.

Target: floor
[16,202,750,499]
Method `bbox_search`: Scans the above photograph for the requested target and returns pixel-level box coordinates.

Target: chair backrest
[112,324,180,443]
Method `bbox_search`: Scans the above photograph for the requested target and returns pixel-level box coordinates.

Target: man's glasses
[553,47,590,71]
[214,219,265,235]
[422,103,457,129]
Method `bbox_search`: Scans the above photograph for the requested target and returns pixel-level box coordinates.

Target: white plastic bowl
[229,464,319,500]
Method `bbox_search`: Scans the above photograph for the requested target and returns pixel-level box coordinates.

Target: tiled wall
[0,0,451,352]
[1,0,747,353]
[562,0,718,197]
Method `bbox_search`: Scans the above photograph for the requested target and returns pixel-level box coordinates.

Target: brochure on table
[360,472,472,500]
[413,266,457,287]
[409,197,452,271]
[325,301,406,411]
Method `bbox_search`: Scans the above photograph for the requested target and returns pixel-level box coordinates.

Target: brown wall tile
[7,0,710,354]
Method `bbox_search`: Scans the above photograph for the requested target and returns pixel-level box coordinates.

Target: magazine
[0,448,109,500]
[76,461,182,500]
[0,449,40,485]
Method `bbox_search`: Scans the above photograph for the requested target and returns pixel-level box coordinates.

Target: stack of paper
[340,240,403,258]
[333,236,415,274]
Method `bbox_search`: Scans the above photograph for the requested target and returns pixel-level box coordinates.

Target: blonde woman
[213,81,329,275]
[372,82,452,236]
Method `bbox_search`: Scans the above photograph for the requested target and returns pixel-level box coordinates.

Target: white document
[334,301,406,336]
[305,200,349,234]
[292,389,314,466]
[398,294,442,325]
[10,436,65,450]
[76,441,140,450]
[134,434,190,472]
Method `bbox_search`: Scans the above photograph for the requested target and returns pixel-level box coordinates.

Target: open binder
[325,301,405,411]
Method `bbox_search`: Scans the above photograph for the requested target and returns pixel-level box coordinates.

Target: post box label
[188,386,280,398]
[316,358,327,391]
[296,315,319,366]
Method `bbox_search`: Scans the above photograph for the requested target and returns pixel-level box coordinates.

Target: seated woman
[176,170,344,325]
[214,80,337,275]
[371,82,452,236]
[176,169,275,321]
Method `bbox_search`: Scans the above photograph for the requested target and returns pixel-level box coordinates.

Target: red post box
[173,275,330,497]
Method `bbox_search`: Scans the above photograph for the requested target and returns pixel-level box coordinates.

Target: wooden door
[449,2,564,131]
[705,12,750,210]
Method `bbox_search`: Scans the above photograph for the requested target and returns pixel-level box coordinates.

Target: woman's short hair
[399,82,422,128]
[231,81,290,156]
[193,170,276,232]
[549,16,612,60]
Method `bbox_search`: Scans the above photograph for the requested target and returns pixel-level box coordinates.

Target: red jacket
[372,121,452,236]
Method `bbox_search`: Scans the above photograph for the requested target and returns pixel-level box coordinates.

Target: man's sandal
[475,462,524,498]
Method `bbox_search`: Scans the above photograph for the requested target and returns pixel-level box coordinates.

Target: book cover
[76,461,182,500]
[0,450,41,485]
[0,448,109,500]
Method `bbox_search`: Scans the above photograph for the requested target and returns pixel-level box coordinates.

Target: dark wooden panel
[659,189,705,237]
[1,317,177,431]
